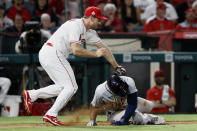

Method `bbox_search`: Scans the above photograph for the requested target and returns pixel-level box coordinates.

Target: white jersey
[91,76,137,108]
[89,76,166,125]
[46,18,101,58]
[133,0,154,11]
[141,2,178,21]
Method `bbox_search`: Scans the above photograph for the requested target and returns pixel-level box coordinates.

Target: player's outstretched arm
[71,42,106,58]
[87,105,98,126]
[96,42,119,68]
[96,42,126,75]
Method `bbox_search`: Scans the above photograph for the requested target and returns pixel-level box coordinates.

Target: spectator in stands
[3,13,25,33]
[172,0,187,7]
[133,0,154,20]
[176,8,197,31]
[31,0,59,27]
[146,70,176,113]
[6,0,31,22]
[40,13,52,34]
[23,0,35,13]
[96,0,107,13]
[0,77,11,106]
[99,3,124,32]
[0,0,12,10]
[192,0,197,22]
[121,0,142,32]
[49,0,64,21]
[143,2,175,51]
[142,0,178,23]
[0,4,13,32]
[176,0,195,23]
[67,0,81,19]
[143,2,175,32]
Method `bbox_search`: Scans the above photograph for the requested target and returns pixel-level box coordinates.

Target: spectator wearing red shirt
[176,0,195,23]
[146,70,176,113]
[31,0,59,27]
[6,0,31,22]
[176,8,197,31]
[49,0,64,16]
[143,2,175,32]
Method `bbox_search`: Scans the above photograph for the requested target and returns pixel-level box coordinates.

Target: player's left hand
[114,66,126,76]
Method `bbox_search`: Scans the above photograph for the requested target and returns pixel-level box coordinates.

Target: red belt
[46,43,53,47]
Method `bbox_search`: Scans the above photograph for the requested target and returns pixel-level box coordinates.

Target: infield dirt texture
[0,109,197,131]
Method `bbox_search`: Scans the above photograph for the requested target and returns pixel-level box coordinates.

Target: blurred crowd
[0,0,197,36]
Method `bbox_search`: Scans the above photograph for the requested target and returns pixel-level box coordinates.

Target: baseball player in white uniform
[87,75,165,126]
[0,77,11,105]
[22,6,126,126]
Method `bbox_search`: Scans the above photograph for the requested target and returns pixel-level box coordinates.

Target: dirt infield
[0,121,197,128]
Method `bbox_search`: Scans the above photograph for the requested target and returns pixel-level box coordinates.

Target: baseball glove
[114,66,126,76]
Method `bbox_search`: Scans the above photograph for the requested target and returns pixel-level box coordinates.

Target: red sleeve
[169,88,175,98]
[170,22,175,29]
[176,24,182,30]
[6,8,15,20]
[23,10,31,22]
[146,88,155,101]
[49,0,55,7]
[143,22,152,32]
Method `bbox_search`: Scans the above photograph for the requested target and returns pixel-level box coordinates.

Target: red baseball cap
[157,2,166,9]
[154,70,165,77]
[186,8,195,14]
[85,6,108,20]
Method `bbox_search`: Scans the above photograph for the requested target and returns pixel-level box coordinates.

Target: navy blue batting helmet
[107,75,128,97]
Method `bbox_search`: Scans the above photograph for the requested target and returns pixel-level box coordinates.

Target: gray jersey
[91,76,137,108]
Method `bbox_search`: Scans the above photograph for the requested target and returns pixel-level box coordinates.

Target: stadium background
[0,0,197,129]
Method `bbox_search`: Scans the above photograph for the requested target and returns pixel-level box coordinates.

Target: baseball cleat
[43,115,64,126]
[23,90,33,114]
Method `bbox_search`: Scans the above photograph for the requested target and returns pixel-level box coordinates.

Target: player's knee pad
[137,97,154,113]
[66,86,78,95]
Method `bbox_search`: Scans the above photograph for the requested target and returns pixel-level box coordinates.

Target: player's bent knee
[147,101,154,111]
[66,86,78,95]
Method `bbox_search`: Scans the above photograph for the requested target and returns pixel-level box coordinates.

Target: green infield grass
[0,114,197,131]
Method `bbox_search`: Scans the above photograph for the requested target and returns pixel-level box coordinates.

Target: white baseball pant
[28,44,78,117]
[137,97,154,113]
[0,77,11,104]
[107,97,164,125]
[108,110,165,125]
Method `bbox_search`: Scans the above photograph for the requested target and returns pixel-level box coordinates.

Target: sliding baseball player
[87,75,165,126]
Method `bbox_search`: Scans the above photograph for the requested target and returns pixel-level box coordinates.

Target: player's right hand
[96,47,106,57]
[87,120,97,126]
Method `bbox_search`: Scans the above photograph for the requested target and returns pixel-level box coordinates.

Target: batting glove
[87,120,97,126]
[114,66,126,76]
